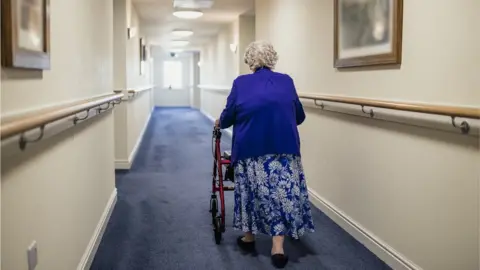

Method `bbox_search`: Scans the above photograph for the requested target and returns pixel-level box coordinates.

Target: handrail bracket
[314,100,325,109]
[451,116,470,134]
[19,125,45,151]
[361,105,375,118]
[73,109,90,125]
[96,103,111,113]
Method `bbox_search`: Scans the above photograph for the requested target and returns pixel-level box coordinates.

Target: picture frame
[139,38,145,60]
[139,37,145,74]
[1,0,51,70]
[334,0,403,68]
[141,44,147,61]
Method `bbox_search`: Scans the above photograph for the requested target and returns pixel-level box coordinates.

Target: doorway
[152,47,193,107]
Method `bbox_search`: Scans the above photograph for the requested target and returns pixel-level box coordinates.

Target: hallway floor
[91,107,391,270]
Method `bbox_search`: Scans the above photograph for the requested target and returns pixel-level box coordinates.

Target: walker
[209,126,234,244]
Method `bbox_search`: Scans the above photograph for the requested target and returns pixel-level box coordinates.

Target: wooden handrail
[127,85,154,94]
[1,93,124,140]
[299,93,479,134]
[299,93,480,119]
[112,86,152,103]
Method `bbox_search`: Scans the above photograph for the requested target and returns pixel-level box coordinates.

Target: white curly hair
[243,41,278,71]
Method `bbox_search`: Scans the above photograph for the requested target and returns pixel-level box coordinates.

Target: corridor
[90,108,390,270]
[1,0,479,269]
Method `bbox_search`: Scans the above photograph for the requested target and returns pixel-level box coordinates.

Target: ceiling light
[173,10,203,19]
[171,40,189,46]
[172,30,193,37]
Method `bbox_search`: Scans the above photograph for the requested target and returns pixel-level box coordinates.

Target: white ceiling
[133,0,254,51]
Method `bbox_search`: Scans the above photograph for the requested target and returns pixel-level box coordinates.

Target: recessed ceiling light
[172,10,203,19]
[172,30,193,37]
[171,40,189,46]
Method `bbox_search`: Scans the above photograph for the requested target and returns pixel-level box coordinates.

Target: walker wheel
[214,217,222,244]
[210,197,218,225]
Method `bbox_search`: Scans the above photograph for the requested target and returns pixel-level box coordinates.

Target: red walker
[209,126,234,244]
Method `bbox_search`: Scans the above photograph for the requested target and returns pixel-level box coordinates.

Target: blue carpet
[91,107,391,270]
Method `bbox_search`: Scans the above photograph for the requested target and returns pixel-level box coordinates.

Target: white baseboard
[200,109,232,137]
[114,159,130,170]
[128,112,152,164]
[77,188,117,270]
[307,188,421,270]
[114,111,152,170]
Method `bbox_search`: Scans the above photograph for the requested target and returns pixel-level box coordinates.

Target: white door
[152,48,192,107]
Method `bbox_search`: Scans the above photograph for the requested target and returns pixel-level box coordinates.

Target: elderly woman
[215,41,315,269]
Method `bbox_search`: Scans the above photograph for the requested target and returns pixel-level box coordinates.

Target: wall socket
[27,241,38,270]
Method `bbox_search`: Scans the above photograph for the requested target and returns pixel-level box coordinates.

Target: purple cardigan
[219,67,305,163]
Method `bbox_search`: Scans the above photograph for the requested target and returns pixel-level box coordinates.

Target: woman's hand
[215,119,220,128]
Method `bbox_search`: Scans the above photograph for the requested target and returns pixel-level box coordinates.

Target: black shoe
[271,254,288,269]
[236,236,255,252]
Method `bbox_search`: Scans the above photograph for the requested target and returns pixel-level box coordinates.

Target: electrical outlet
[27,241,38,270]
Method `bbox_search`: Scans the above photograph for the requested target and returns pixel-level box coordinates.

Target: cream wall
[217,24,238,85]
[113,0,127,90]
[199,22,239,121]
[126,89,152,167]
[113,0,129,164]
[255,1,480,270]
[199,15,255,122]
[201,23,238,86]
[238,15,255,75]
[1,0,115,269]
[114,0,152,88]
[231,20,240,77]
[123,3,153,168]
[191,52,201,109]
[126,2,152,89]
[113,0,154,169]
[199,38,216,85]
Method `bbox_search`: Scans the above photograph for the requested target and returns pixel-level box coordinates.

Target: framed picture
[141,45,147,61]
[1,0,51,70]
[334,0,403,68]
[139,37,145,74]
[139,38,144,60]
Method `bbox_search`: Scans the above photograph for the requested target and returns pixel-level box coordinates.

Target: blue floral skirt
[233,154,315,239]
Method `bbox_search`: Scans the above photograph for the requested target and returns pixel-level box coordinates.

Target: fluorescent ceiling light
[173,10,203,19]
[173,0,214,9]
[172,30,193,37]
[171,40,189,46]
